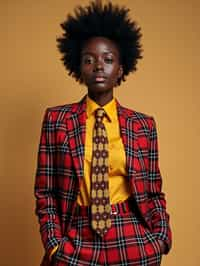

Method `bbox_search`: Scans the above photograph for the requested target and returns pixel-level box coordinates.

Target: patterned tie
[90,107,111,236]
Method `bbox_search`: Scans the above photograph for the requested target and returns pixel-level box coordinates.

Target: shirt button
[109,165,113,170]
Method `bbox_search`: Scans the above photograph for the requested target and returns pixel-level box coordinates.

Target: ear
[115,65,123,87]
[118,65,123,79]
[79,70,84,84]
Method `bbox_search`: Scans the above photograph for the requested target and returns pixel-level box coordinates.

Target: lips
[95,77,106,82]
[93,75,106,82]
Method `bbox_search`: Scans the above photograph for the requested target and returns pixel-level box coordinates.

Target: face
[80,37,123,99]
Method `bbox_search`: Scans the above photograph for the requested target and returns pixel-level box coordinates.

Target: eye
[104,57,114,64]
[82,56,94,64]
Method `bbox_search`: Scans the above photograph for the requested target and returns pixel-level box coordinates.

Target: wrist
[157,239,166,254]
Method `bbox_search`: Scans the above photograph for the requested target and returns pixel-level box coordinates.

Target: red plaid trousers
[50,198,162,266]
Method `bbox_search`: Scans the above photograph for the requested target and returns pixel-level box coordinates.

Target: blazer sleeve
[34,108,62,258]
[148,117,172,254]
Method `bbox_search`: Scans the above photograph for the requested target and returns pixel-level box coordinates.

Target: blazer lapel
[116,100,147,202]
[116,100,136,182]
[65,95,87,188]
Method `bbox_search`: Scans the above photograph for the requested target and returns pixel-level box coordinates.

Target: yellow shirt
[77,95,131,205]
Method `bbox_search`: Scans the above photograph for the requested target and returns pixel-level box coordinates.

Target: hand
[40,253,51,266]
[157,239,166,254]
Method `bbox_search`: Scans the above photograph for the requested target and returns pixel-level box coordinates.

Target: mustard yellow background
[0,1,199,265]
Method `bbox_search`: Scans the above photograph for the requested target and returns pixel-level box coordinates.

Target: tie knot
[95,108,106,123]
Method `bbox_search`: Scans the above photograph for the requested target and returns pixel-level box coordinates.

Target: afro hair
[56,0,143,85]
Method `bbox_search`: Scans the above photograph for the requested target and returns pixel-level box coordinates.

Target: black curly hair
[56,0,143,85]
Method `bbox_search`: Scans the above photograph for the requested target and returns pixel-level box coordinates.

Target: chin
[88,83,111,92]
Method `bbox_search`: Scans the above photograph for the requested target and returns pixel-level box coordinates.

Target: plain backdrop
[0,1,200,265]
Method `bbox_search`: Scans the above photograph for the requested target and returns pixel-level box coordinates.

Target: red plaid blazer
[34,95,172,265]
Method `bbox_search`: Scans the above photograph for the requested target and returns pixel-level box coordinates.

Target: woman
[34,1,172,265]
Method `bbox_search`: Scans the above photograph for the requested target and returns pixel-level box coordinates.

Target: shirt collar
[86,95,117,122]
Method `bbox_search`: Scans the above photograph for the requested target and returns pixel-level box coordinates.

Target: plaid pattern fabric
[51,201,162,266]
[34,95,172,266]
[91,108,111,236]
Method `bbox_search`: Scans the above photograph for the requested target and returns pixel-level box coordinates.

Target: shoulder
[42,100,80,123]
[117,102,156,132]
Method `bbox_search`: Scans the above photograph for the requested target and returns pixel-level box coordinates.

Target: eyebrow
[81,51,117,56]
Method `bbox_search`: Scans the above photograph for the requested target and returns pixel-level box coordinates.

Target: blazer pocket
[143,227,162,257]
[53,237,66,261]
[54,236,76,262]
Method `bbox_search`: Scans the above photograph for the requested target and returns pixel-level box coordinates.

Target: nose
[93,59,104,72]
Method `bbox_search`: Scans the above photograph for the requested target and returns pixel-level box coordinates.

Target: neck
[87,91,113,106]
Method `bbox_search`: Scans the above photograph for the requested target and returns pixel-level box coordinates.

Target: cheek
[81,68,91,81]
[106,67,120,82]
